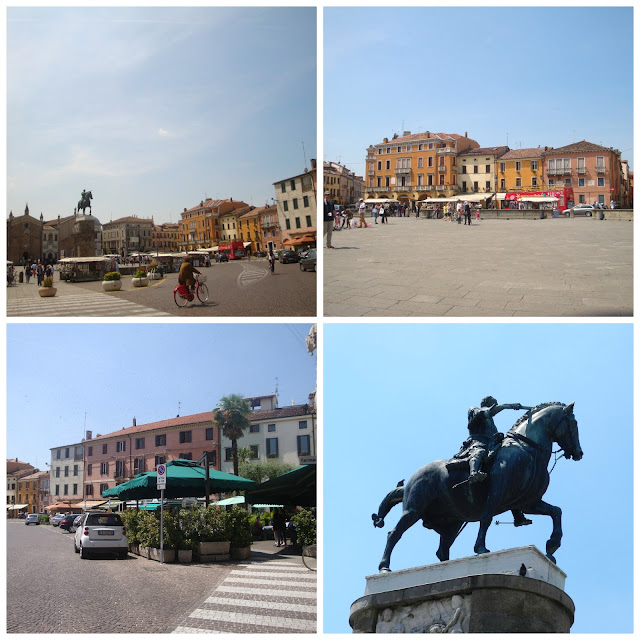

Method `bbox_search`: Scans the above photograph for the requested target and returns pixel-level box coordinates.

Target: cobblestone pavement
[7,523,316,634]
[168,558,317,633]
[324,217,632,316]
[7,278,171,317]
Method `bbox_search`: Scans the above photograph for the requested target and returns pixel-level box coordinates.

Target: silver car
[25,514,40,525]
[74,512,128,559]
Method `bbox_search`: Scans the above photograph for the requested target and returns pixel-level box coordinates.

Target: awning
[7,504,28,510]
[453,193,495,202]
[70,500,107,509]
[246,465,316,507]
[364,199,399,204]
[242,242,252,248]
[214,496,245,506]
[496,193,507,201]
[420,197,451,203]
[45,501,83,511]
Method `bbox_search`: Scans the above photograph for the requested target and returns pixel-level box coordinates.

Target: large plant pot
[140,546,152,559]
[102,280,122,291]
[231,546,251,561]
[38,287,57,297]
[178,549,193,563]
[198,541,231,555]
[149,547,175,563]
[129,542,140,555]
[147,271,162,280]
[132,277,149,288]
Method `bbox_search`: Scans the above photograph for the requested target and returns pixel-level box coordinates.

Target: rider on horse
[452,395,533,526]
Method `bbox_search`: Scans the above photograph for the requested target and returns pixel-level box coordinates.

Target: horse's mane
[510,401,566,430]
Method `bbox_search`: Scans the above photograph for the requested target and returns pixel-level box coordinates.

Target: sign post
[157,464,167,563]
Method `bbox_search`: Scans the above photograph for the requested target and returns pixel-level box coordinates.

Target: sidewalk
[324,217,632,317]
[6,276,171,317]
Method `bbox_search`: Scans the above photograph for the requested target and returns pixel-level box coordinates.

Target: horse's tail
[372,485,404,529]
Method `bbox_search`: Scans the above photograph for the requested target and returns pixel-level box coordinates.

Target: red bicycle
[174,274,209,307]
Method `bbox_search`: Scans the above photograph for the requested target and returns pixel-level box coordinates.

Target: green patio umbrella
[102,459,256,500]
[245,465,316,507]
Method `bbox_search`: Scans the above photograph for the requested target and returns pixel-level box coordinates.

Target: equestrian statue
[372,397,583,572]
[78,189,93,215]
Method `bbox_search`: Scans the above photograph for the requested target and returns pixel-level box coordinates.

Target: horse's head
[554,402,583,461]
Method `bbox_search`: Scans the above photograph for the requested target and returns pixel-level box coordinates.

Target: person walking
[358,198,367,228]
[464,201,472,225]
[24,264,31,284]
[36,262,44,286]
[372,204,379,224]
[379,204,386,224]
[323,191,335,248]
[343,207,353,229]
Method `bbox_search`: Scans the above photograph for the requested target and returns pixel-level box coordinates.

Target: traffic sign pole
[157,464,167,564]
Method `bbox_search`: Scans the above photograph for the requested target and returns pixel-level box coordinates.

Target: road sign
[157,464,166,489]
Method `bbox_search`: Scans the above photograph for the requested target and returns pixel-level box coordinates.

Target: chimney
[311,158,317,170]
[465,132,468,138]
[383,137,389,144]
[403,131,411,136]
[86,430,92,441]
[133,417,136,427]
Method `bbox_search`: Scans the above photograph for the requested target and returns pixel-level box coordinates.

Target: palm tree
[213,394,252,476]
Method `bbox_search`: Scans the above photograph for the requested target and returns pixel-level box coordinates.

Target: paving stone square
[323,217,632,317]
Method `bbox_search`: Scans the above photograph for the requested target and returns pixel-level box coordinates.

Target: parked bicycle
[174,274,209,307]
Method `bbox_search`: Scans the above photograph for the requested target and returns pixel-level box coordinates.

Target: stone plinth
[350,546,574,633]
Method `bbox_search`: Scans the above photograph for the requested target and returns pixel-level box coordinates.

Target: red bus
[218,241,246,260]
[503,187,574,212]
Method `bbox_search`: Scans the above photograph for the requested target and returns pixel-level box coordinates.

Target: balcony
[371,186,391,193]
[577,167,586,174]
[416,185,432,191]
[395,167,411,175]
[596,165,606,174]
[368,170,375,176]
[437,165,447,172]
[436,147,456,155]
[396,186,411,192]
[366,155,375,161]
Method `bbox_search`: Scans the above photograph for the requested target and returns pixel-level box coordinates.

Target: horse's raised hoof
[546,553,557,565]
[514,518,533,527]
[379,567,392,573]
[372,514,384,528]
[474,545,490,555]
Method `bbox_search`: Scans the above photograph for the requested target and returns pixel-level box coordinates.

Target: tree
[238,460,294,484]
[213,394,252,476]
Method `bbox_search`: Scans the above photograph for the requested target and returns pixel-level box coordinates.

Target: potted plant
[227,505,253,560]
[131,268,149,288]
[195,506,231,558]
[102,271,122,292]
[38,276,57,297]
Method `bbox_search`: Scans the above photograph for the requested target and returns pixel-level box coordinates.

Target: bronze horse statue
[372,402,582,571]
[78,190,93,215]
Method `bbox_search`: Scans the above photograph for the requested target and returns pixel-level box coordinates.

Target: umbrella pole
[205,464,210,508]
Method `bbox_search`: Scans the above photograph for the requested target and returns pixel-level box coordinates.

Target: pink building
[544,140,624,207]
[83,413,219,499]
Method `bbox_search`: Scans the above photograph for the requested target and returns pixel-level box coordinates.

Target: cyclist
[178,255,200,292]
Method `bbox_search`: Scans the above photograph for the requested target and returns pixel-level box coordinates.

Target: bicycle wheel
[302,544,317,571]
[197,283,209,303]
[174,289,189,308]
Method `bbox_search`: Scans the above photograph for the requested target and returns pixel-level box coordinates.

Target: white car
[25,514,40,525]
[74,512,128,559]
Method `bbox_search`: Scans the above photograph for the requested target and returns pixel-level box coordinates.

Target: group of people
[21,259,55,285]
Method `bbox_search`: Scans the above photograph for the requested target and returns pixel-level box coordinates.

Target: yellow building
[497,148,546,192]
[179,198,250,250]
[17,473,39,514]
[457,146,509,195]
[237,207,262,254]
[365,130,479,205]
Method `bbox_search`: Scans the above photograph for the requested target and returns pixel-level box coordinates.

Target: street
[7,521,316,633]
[7,259,316,317]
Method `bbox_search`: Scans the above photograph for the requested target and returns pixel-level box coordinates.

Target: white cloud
[158,128,169,137]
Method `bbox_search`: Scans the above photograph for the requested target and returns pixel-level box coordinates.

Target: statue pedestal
[350,546,574,633]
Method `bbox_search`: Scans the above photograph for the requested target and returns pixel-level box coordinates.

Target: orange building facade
[364,131,480,204]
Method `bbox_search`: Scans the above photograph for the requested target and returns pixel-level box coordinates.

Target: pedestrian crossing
[7,292,172,317]
[237,264,268,289]
[171,560,316,634]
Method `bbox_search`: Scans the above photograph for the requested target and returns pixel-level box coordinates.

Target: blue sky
[324,323,633,633]
[6,323,316,470]
[7,7,316,224]
[324,7,633,174]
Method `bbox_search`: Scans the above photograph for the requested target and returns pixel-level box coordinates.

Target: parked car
[50,514,66,527]
[74,512,128,559]
[299,248,317,272]
[568,204,594,217]
[214,252,229,263]
[18,512,26,519]
[59,514,79,532]
[73,515,83,528]
[25,514,40,525]
[254,250,267,258]
[279,250,299,264]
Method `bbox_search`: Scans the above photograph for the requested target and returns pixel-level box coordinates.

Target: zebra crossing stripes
[170,560,316,634]
[7,293,171,317]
